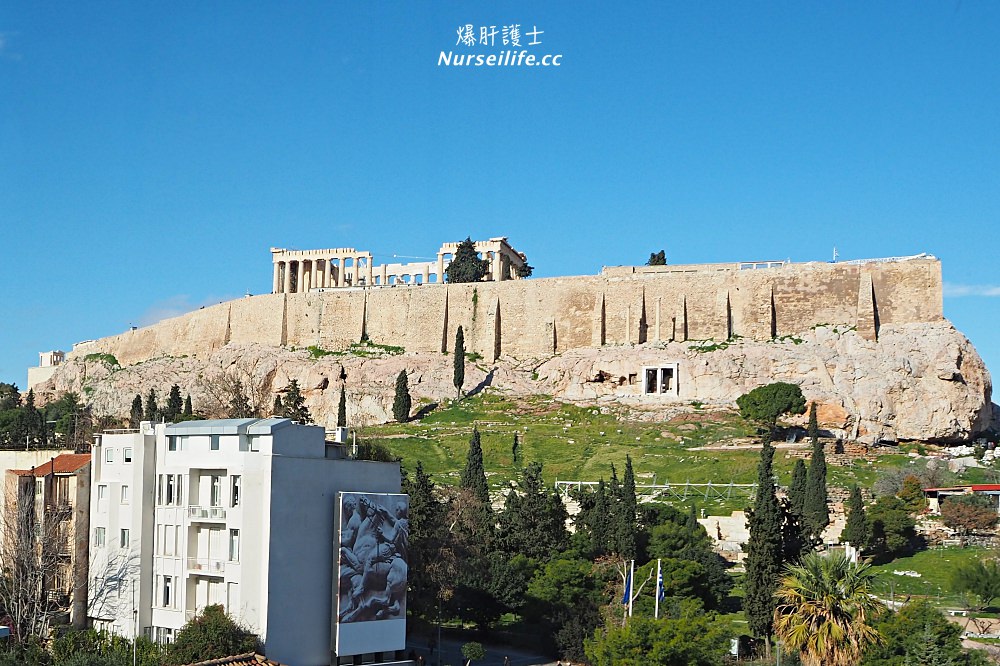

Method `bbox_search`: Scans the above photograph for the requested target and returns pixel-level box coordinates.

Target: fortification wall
[68,259,943,365]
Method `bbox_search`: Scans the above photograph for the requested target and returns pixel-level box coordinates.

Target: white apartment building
[88,418,400,666]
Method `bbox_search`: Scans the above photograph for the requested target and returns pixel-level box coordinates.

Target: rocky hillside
[36,321,992,443]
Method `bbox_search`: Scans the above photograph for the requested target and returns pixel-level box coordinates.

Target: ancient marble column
[283,262,292,293]
[273,262,281,293]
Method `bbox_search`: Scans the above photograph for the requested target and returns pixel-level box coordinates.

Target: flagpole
[655,559,661,620]
[628,559,635,617]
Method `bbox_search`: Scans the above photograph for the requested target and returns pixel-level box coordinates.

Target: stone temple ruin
[270,237,529,293]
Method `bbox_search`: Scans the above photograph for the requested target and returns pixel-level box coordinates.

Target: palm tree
[773,551,884,666]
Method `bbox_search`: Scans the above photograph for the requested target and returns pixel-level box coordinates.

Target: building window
[249,436,259,452]
[641,364,680,397]
[162,575,173,608]
[166,475,175,506]
[210,476,221,507]
[120,528,129,548]
[123,447,132,463]
[105,448,114,463]
[229,529,240,562]
[94,527,105,547]
[167,436,177,452]
[121,485,129,504]
[231,476,241,507]
[210,435,220,451]
[164,525,175,557]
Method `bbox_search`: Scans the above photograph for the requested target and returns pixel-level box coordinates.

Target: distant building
[88,418,401,666]
[5,453,92,628]
[923,484,1000,514]
[27,350,65,391]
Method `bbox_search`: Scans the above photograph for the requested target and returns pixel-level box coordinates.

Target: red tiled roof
[183,654,286,666]
[9,454,91,477]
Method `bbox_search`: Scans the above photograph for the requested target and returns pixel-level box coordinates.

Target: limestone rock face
[37,322,991,443]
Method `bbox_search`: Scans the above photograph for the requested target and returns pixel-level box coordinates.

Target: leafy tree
[129,394,144,428]
[183,394,193,416]
[585,603,732,666]
[164,384,183,421]
[0,382,21,411]
[789,459,808,518]
[461,642,486,663]
[941,494,999,534]
[862,599,988,666]
[515,262,534,278]
[865,496,917,562]
[164,604,260,665]
[646,250,667,266]
[143,389,158,422]
[337,384,347,428]
[401,461,448,618]
[453,326,466,398]
[736,382,806,441]
[896,475,927,514]
[525,556,603,662]
[842,485,870,548]
[744,440,785,655]
[226,380,253,418]
[774,551,883,666]
[497,461,569,559]
[804,434,829,540]
[392,370,411,423]
[951,559,1000,610]
[19,389,46,447]
[278,379,311,423]
[461,427,489,506]
[445,237,489,283]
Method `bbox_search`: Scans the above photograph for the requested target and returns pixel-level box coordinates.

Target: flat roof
[165,418,295,436]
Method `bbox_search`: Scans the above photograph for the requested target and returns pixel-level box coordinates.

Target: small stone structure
[27,350,65,391]
[270,237,528,293]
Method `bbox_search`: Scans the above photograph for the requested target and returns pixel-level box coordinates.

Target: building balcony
[187,506,226,521]
[186,557,225,576]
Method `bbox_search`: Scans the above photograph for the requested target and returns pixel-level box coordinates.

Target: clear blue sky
[2,2,998,393]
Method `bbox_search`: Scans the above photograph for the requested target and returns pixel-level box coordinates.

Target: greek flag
[657,560,666,602]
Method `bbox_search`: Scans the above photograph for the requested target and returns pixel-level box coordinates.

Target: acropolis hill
[38,245,995,443]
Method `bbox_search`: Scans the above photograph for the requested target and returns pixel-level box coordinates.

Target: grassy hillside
[359,391,918,512]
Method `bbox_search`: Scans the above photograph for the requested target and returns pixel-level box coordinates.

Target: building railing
[186,557,225,575]
[187,506,226,521]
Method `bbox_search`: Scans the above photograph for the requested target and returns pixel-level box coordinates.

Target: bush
[941,494,998,535]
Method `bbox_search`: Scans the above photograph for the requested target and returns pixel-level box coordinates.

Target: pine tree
[646,250,667,266]
[129,394,144,428]
[461,427,489,505]
[497,461,569,559]
[615,455,638,559]
[144,389,158,422]
[279,379,311,423]
[272,394,282,416]
[744,440,784,656]
[453,326,466,399]
[337,385,347,428]
[841,485,870,549]
[392,370,411,423]
[165,384,183,421]
[402,461,446,617]
[804,435,830,539]
[445,237,489,283]
[789,459,808,518]
[183,394,193,416]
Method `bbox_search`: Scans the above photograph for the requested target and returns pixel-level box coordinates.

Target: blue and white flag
[657,564,666,601]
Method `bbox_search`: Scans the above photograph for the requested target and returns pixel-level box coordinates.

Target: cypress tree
[272,394,282,416]
[165,384,184,421]
[842,485,870,549]
[511,432,520,464]
[588,479,611,556]
[744,440,784,656]
[130,394,144,428]
[144,389,158,422]
[183,394,193,416]
[616,455,638,559]
[445,237,489,283]
[461,427,489,504]
[227,381,252,418]
[804,434,830,539]
[392,370,411,423]
[280,379,312,423]
[788,459,808,518]
[337,385,347,428]
[453,326,465,399]
[807,401,819,444]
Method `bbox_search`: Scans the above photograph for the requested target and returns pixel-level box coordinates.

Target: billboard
[335,492,409,656]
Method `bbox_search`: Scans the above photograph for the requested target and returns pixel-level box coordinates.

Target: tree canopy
[164,604,260,665]
[392,370,411,423]
[646,250,667,266]
[446,237,489,283]
[736,382,806,441]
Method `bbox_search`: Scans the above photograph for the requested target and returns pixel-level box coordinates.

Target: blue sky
[2,2,998,392]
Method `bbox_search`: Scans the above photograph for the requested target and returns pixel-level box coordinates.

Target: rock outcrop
[36,322,991,443]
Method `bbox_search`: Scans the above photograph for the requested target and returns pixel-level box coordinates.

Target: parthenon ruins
[270,237,529,293]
